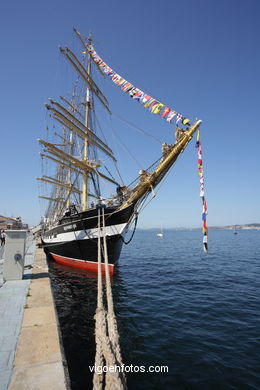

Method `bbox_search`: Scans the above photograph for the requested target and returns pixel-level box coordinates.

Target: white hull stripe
[49,210,119,231]
[43,222,127,244]
[50,252,114,267]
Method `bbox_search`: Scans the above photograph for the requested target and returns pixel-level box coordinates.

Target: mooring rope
[93,208,104,389]
[93,207,127,390]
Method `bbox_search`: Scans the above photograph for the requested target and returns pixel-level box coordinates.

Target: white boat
[156,224,164,238]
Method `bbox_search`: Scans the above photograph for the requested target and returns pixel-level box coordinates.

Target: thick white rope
[92,207,126,390]
[93,208,104,389]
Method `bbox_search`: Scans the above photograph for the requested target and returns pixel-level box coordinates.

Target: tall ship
[38,29,203,273]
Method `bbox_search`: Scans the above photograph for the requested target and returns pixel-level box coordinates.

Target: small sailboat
[156,224,164,238]
[38,29,203,273]
[233,225,238,234]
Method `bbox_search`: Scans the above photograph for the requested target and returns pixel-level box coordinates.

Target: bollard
[3,230,27,281]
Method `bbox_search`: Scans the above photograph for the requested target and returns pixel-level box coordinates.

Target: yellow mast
[65,96,76,208]
[40,31,116,220]
[66,129,73,208]
[82,37,91,211]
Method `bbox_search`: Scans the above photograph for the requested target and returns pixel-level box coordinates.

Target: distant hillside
[211,223,260,230]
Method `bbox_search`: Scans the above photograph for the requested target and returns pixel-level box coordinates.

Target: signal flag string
[196,130,208,253]
[85,43,191,126]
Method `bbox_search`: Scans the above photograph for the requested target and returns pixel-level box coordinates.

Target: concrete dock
[0,236,68,390]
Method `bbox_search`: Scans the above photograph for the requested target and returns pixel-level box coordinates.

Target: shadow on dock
[23,272,49,280]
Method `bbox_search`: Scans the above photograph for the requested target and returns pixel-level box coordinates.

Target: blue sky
[1,0,259,228]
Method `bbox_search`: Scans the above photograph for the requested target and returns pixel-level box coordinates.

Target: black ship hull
[41,203,135,273]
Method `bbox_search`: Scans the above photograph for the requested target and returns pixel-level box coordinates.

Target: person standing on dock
[0,230,6,246]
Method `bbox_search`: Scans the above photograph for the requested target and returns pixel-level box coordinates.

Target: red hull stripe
[50,252,114,274]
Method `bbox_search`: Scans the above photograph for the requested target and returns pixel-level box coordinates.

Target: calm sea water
[49,229,260,390]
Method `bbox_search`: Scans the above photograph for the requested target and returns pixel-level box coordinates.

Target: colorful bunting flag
[166,110,177,122]
[196,130,208,253]
[176,113,182,123]
[87,44,187,125]
[161,107,170,118]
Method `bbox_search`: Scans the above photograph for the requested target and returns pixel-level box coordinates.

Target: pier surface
[0,236,67,390]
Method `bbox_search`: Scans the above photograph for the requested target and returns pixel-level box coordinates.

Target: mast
[66,129,73,208]
[82,35,92,211]
[65,94,76,209]
[39,31,118,221]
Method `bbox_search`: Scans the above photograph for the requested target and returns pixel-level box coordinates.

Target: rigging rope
[108,118,143,170]
[112,112,163,144]
[93,207,127,390]
[120,212,138,245]
[104,165,118,185]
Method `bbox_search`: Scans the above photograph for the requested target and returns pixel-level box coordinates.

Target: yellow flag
[197,130,200,142]
[182,117,190,126]
[144,98,155,108]
[151,103,165,114]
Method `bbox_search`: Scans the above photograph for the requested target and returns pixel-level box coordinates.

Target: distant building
[0,216,28,230]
